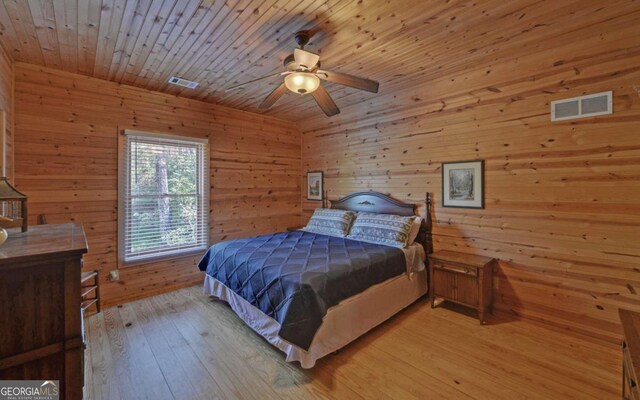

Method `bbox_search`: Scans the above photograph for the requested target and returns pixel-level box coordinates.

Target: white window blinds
[119,131,209,264]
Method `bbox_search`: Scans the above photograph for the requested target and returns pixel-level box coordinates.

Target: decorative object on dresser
[619,308,640,400]
[0,177,28,232]
[428,250,496,324]
[0,223,88,400]
[442,160,484,209]
[306,171,323,201]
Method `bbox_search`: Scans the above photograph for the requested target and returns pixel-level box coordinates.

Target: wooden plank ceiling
[0,0,630,124]
[1,0,637,124]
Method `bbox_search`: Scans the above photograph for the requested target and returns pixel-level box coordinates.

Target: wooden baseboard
[101,277,203,308]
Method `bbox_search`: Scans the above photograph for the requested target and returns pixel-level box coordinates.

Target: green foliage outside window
[129,141,202,254]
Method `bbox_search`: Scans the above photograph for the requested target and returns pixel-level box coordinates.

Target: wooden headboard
[330,191,433,256]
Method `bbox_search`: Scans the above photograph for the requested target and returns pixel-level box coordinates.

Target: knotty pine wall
[13,63,301,307]
[301,23,640,343]
[0,44,13,179]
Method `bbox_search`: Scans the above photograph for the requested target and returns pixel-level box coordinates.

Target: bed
[198,191,433,368]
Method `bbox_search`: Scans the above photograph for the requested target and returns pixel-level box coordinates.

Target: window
[119,130,208,265]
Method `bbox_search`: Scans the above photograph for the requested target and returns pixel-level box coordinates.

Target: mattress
[203,243,427,368]
[198,230,411,350]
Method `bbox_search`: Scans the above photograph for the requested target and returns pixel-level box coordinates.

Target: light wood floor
[84,285,621,399]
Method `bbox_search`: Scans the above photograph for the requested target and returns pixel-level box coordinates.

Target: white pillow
[347,213,415,248]
[407,217,422,246]
[303,208,356,237]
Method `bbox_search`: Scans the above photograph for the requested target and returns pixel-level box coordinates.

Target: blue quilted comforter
[197,230,406,350]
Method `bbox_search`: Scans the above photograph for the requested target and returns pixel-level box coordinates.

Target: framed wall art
[307,171,323,201]
[442,160,484,209]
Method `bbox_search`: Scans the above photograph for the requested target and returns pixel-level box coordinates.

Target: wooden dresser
[428,250,496,324]
[0,223,88,400]
[620,309,640,400]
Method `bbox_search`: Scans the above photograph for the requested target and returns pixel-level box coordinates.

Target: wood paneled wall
[301,9,640,344]
[7,0,640,344]
[0,44,13,179]
[13,63,301,307]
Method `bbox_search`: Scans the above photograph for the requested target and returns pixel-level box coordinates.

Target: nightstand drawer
[432,268,457,299]
[432,261,477,276]
[454,273,480,307]
[432,269,479,307]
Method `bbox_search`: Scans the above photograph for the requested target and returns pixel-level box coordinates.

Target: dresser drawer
[431,261,477,276]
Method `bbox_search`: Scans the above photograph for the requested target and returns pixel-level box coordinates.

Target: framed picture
[307,171,323,201]
[442,160,484,209]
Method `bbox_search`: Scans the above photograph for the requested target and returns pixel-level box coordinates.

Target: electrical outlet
[109,270,120,281]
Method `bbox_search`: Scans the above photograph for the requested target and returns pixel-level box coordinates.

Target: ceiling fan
[225,31,379,117]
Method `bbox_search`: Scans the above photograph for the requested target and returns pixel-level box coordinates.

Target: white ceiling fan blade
[294,48,320,70]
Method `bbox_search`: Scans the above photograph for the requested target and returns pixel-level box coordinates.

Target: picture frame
[442,160,484,209]
[306,171,323,201]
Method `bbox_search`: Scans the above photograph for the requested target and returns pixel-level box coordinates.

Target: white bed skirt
[203,269,427,368]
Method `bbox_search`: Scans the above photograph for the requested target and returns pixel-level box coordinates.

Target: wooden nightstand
[428,250,497,324]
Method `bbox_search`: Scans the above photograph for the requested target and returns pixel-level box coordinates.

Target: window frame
[118,129,209,267]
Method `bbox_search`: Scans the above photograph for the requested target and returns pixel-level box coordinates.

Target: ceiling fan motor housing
[284,54,320,71]
[294,30,311,48]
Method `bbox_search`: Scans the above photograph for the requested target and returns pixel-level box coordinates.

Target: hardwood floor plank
[348,311,521,399]
[87,312,127,400]
[151,291,273,400]
[169,288,336,400]
[135,293,225,400]
[101,306,164,399]
[85,285,621,400]
[420,312,618,394]
[129,298,210,400]
[116,304,176,400]
[391,312,587,399]
[178,286,358,400]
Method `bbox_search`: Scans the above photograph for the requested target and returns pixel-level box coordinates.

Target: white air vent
[551,91,612,121]
[168,76,199,89]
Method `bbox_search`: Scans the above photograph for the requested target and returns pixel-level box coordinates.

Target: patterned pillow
[347,212,416,248]
[303,208,356,237]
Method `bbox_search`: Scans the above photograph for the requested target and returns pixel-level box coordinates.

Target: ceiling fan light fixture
[227,31,378,116]
[284,72,320,94]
